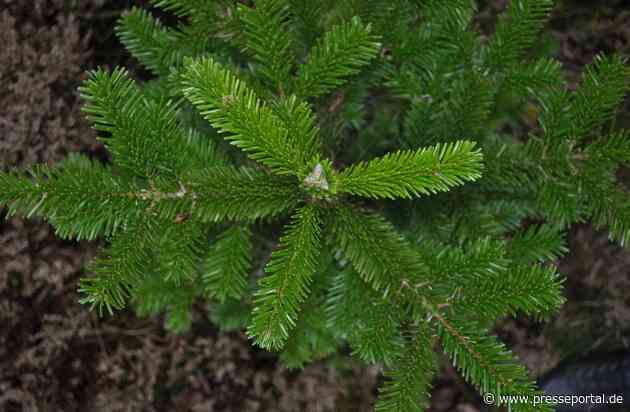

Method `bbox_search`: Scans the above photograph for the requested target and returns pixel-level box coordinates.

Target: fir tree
[1,0,629,410]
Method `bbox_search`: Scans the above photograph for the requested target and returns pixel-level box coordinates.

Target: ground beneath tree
[1,1,629,411]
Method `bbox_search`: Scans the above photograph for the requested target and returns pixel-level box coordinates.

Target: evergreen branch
[164,291,196,332]
[280,291,337,368]
[455,264,566,321]
[525,138,583,223]
[295,16,381,98]
[133,272,199,333]
[338,141,484,199]
[248,204,323,350]
[327,270,404,364]
[405,74,495,145]
[416,237,538,310]
[149,0,235,34]
[375,324,437,412]
[445,74,495,140]
[396,0,475,77]
[79,214,206,316]
[149,0,207,17]
[485,0,554,70]
[185,166,300,222]
[151,219,207,285]
[78,218,156,315]
[349,300,404,365]
[183,128,226,170]
[330,205,431,294]
[202,225,253,301]
[80,67,142,135]
[0,156,244,241]
[479,137,538,193]
[426,238,509,290]
[568,54,629,141]
[209,297,252,331]
[79,165,297,224]
[417,0,476,25]
[326,270,362,332]
[180,57,306,175]
[116,8,185,76]
[80,68,200,178]
[0,154,142,240]
[425,199,535,242]
[507,224,568,264]
[535,177,582,225]
[402,101,433,144]
[148,0,229,58]
[503,57,564,98]
[238,0,295,90]
[581,163,630,246]
[536,88,572,142]
[536,55,629,143]
[428,305,554,412]
[350,0,417,43]
[287,0,326,47]
[586,130,630,165]
[404,73,494,145]
[271,95,322,177]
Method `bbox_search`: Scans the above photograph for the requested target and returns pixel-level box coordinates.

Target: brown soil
[1,1,630,411]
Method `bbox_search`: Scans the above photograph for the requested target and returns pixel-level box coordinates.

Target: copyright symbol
[483,393,495,405]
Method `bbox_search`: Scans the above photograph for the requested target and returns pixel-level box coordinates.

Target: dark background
[1,1,630,411]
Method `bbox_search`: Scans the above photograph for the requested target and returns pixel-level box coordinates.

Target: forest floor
[1,1,630,411]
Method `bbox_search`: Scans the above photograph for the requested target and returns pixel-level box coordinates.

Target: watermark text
[483,392,624,408]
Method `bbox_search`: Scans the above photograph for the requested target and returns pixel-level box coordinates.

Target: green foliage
[2,0,630,410]
[0,154,142,240]
[184,166,301,222]
[338,141,483,199]
[248,204,324,350]
[327,269,405,364]
[294,16,381,98]
[507,224,568,264]
[181,56,319,176]
[375,325,437,412]
[202,225,253,301]
[133,272,198,332]
[208,297,252,331]
[117,8,186,76]
[280,262,338,368]
[432,308,552,412]
[330,205,433,293]
[485,0,555,70]
[567,54,629,141]
[80,68,216,178]
[237,0,295,90]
